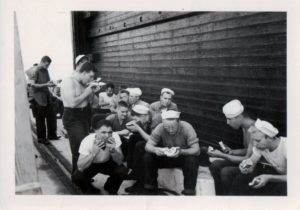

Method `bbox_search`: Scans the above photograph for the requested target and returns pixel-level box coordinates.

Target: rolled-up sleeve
[185,124,199,146]
[150,124,163,144]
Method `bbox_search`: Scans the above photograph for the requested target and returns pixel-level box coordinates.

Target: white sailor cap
[132,105,149,115]
[161,88,175,96]
[222,99,244,118]
[128,88,142,97]
[75,55,88,65]
[254,118,279,138]
[161,110,181,120]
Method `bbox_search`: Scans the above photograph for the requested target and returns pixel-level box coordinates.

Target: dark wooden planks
[76,11,287,146]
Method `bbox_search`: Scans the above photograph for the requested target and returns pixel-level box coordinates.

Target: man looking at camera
[72,119,128,195]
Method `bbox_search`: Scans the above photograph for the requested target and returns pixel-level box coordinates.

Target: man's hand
[106,137,116,153]
[207,149,224,158]
[155,147,166,156]
[239,159,254,174]
[249,175,270,189]
[167,147,181,158]
[126,121,140,133]
[92,138,106,154]
[47,81,56,87]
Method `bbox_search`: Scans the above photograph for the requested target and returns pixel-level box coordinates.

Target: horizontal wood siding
[75,12,286,147]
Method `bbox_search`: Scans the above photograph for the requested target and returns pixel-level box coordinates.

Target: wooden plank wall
[74,12,286,147]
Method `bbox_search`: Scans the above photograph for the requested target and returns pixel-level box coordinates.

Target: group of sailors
[26,55,287,196]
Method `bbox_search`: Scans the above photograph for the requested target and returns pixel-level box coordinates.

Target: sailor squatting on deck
[42,56,287,195]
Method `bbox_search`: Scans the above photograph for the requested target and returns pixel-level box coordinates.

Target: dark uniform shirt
[27,67,51,106]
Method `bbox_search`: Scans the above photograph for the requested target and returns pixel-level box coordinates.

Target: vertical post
[14,12,42,194]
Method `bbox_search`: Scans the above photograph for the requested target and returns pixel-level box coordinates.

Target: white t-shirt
[253,137,287,174]
[99,92,117,109]
[79,132,122,163]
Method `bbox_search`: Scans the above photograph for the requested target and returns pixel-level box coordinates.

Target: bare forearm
[180,146,200,156]
[222,153,246,163]
[71,90,92,107]
[110,151,124,165]
[77,154,94,171]
[32,83,48,88]
[268,174,287,183]
[231,148,247,156]
[145,143,157,154]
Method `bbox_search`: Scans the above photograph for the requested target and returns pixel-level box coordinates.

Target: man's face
[163,119,179,135]
[226,115,242,130]
[252,131,269,150]
[160,92,172,107]
[119,93,129,103]
[132,113,149,125]
[117,106,128,120]
[40,61,51,70]
[95,125,113,143]
[106,87,114,97]
[81,71,95,85]
[129,95,139,105]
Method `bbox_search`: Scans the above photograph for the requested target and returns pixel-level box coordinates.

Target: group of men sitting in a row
[28,55,287,196]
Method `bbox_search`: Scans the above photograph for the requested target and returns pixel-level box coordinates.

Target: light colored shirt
[253,137,287,174]
[78,133,122,163]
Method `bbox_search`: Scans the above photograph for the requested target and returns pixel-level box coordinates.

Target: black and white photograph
[1,0,300,209]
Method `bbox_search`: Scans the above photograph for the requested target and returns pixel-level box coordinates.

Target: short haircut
[106,83,115,90]
[41,56,52,63]
[78,62,97,73]
[91,115,113,130]
[117,101,129,109]
[119,89,129,95]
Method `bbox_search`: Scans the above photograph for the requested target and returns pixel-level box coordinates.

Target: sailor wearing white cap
[144,110,200,195]
[122,104,152,193]
[127,87,149,109]
[207,99,255,195]
[75,54,89,66]
[150,88,178,130]
[231,119,287,195]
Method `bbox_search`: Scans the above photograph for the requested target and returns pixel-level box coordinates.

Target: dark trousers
[229,164,287,196]
[35,102,57,140]
[62,107,90,173]
[131,141,147,183]
[209,159,237,195]
[144,152,199,193]
[72,159,128,194]
[127,134,145,169]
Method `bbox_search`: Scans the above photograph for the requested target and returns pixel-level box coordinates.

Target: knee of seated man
[209,160,225,172]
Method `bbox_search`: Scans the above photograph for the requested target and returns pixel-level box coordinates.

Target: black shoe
[48,135,61,140]
[141,188,166,195]
[125,182,143,193]
[181,189,196,195]
[38,139,50,145]
[125,170,137,180]
[84,187,101,195]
